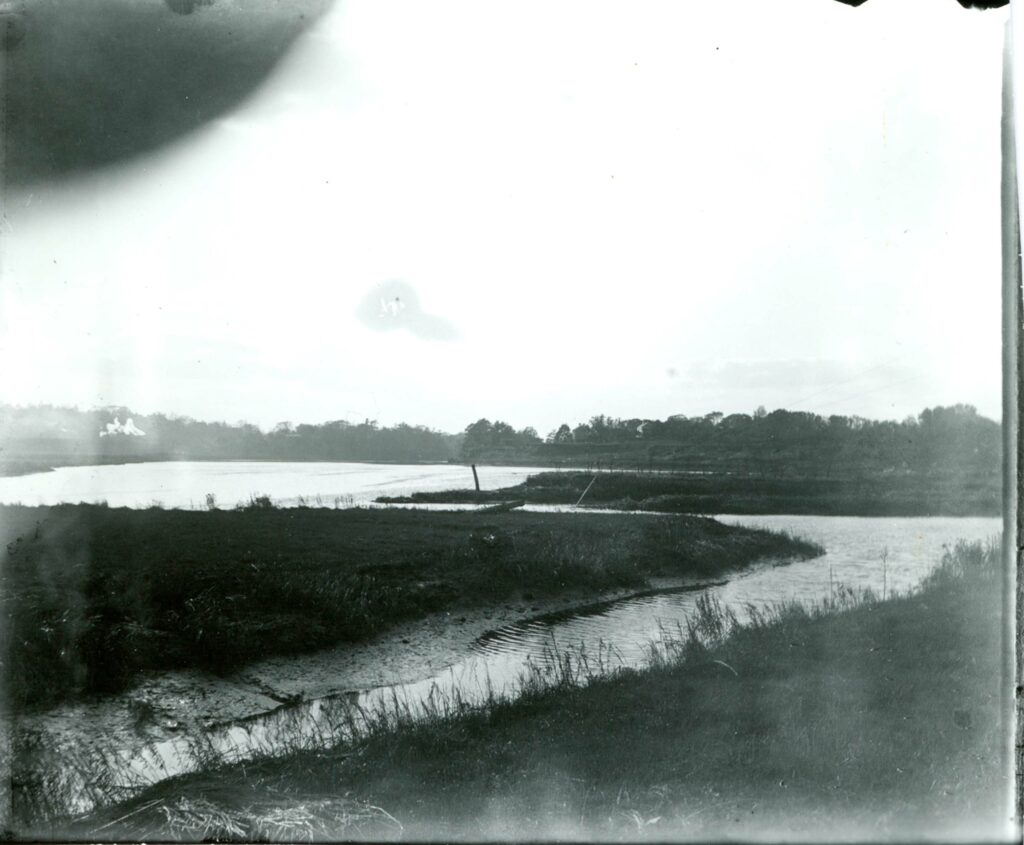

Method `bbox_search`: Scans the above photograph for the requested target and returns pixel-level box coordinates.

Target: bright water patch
[0,461,558,509]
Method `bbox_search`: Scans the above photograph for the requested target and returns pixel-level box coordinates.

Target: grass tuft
[143,794,404,843]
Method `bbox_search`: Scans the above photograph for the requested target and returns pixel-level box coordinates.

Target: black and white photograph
[0,0,1017,840]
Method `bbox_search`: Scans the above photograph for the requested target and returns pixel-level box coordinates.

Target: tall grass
[26,538,1004,841]
[3,504,820,711]
[16,635,629,832]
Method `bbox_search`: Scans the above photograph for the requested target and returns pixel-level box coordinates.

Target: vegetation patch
[55,540,1007,842]
[378,469,1001,516]
[1,504,820,711]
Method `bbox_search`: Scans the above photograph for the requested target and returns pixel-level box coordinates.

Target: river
[4,464,1002,822]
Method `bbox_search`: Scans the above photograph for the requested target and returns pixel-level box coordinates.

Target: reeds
[4,503,823,710]
[18,538,1002,839]
[103,794,404,842]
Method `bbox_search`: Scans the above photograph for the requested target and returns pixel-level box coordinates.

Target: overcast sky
[0,0,1009,435]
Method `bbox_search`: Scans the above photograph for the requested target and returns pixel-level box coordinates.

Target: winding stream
[14,512,1000,823]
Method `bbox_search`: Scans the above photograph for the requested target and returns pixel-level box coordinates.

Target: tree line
[0,405,461,466]
[460,405,1000,479]
[0,402,1000,480]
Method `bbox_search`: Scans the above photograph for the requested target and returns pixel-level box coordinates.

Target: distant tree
[519,426,541,445]
[589,414,610,441]
[637,419,665,439]
[462,418,493,460]
[620,418,645,438]
[547,424,573,444]
[720,413,753,437]
[572,423,594,443]
[491,421,516,444]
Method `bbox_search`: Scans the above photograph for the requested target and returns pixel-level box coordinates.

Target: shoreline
[14,570,740,820]
[2,460,1002,518]
[5,504,820,713]
[49,540,1009,843]
[377,469,1002,518]
[19,570,730,739]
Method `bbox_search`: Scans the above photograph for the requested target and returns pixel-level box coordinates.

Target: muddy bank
[20,574,715,736]
[7,503,824,824]
[70,541,1007,844]
[4,504,821,712]
[14,574,724,821]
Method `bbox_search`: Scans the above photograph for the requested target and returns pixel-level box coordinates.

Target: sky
[0,0,1010,435]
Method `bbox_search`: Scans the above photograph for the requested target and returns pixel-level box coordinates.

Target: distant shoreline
[1,459,1001,518]
[377,470,1002,518]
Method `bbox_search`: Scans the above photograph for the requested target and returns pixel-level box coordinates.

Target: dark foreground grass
[378,470,1001,516]
[0,504,820,711]
[58,540,1011,843]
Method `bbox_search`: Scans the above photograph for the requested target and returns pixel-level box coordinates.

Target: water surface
[472,515,1000,668]
[0,460,554,509]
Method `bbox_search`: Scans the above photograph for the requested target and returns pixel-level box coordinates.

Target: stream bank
[10,512,1000,829]
[13,573,722,821]
[53,539,1012,843]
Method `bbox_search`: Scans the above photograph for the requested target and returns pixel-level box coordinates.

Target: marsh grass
[2,504,820,711]
[44,538,1006,841]
[241,493,275,511]
[378,470,1000,516]
[16,635,630,833]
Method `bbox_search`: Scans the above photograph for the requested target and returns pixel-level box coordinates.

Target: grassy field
[0,503,821,711]
[378,470,1001,516]
[55,540,1010,842]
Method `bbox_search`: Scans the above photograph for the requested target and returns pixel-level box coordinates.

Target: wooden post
[471,463,480,491]
[574,475,598,508]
